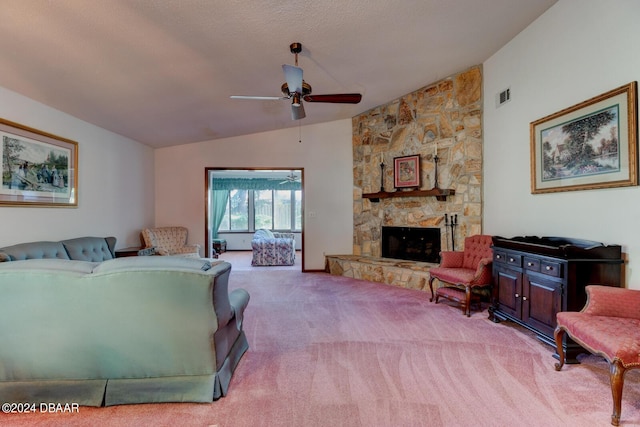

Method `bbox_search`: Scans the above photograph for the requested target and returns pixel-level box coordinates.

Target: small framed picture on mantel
[394,154,420,189]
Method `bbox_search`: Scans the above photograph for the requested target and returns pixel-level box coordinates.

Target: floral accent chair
[555,285,640,426]
[251,229,295,266]
[141,226,201,258]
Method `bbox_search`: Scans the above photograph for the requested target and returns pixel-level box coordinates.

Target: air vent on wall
[496,87,511,107]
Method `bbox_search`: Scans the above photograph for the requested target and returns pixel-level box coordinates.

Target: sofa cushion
[62,237,115,262]
[0,259,99,274]
[92,256,222,274]
[428,267,477,284]
[0,241,70,261]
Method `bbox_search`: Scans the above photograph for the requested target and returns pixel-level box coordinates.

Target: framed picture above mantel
[394,154,420,189]
[530,82,637,194]
[0,118,78,207]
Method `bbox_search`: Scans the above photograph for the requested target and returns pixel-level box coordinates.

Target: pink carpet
[2,267,639,426]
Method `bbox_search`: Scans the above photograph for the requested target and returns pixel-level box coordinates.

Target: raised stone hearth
[325,255,435,291]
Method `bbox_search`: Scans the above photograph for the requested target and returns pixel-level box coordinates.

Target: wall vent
[497,87,511,107]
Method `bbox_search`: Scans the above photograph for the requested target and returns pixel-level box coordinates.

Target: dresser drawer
[494,250,507,264]
[524,257,540,272]
[540,260,562,278]
[505,253,522,267]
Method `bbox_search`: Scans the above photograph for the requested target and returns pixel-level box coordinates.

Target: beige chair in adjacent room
[141,226,201,258]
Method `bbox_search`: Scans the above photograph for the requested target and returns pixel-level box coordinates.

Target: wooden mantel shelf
[362,188,455,202]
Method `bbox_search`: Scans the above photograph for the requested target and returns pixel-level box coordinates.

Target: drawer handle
[527,262,534,267]
[496,255,501,259]
[509,258,514,262]
[546,266,553,271]
[515,293,520,298]
[522,296,528,301]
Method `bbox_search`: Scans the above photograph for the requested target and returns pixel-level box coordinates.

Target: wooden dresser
[489,236,623,363]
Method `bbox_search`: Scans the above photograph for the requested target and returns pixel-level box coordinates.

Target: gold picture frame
[0,118,78,207]
[530,82,637,194]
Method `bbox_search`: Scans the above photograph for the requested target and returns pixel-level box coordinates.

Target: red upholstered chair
[428,234,493,316]
[555,285,640,426]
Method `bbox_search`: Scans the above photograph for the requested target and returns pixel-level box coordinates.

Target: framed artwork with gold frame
[530,82,637,194]
[0,118,78,207]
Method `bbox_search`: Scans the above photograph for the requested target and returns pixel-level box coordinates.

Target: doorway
[205,168,304,269]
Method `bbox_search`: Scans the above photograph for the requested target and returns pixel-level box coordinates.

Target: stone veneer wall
[352,66,483,257]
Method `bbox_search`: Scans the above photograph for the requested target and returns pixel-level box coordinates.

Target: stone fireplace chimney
[352,66,484,256]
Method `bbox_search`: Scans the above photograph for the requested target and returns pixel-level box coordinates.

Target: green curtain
[212,178,301,191]
[211,190,230,239]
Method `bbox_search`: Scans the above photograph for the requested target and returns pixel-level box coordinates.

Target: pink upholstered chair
[428,234,493,316]
[555,285,640,426]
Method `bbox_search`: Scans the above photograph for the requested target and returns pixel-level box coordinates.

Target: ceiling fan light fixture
[292,93,301,107]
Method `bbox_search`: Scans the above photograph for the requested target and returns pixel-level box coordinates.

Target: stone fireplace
[326,65,484,291]
[352,65,484,262]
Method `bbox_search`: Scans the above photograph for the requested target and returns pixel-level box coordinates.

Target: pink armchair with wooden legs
[554,285,640,426]
[428,234,493,316]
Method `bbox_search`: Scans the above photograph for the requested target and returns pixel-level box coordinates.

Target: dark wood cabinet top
[492,236,622,261]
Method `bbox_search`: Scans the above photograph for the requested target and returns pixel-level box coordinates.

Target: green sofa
[0,256,249,406]
[0,236,117,262]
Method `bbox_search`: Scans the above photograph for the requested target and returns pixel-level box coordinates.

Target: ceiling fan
[230,42,362,120]
[279,171,300,184]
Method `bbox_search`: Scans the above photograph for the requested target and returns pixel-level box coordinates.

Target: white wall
[154,119,354,270]
[0,87,155,248]
[483,0,640,288]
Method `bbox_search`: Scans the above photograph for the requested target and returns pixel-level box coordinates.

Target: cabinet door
[522,273,562,338]
[494,264,522,319]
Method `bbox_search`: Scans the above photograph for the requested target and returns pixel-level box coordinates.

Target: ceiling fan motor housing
[281,81,312,97]
[290,42,302,54]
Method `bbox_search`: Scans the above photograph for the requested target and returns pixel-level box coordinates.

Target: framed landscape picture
[0,118,78,207]
[530,82,637,194]
[394,154,420,189]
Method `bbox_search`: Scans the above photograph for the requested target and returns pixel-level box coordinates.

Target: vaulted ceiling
[0,0,556,148]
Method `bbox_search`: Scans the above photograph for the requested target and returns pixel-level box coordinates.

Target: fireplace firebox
[381,226,440,263]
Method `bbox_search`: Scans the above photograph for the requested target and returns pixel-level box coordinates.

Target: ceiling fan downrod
[290,42,302,67]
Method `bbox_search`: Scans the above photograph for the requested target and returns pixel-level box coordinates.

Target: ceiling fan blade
[291,102,306,120]
[282,64,303,94]
[303,93,362,104]
[230,95,287,100]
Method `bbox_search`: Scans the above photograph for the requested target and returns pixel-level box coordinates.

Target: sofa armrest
[582,285,640,319]
[229,288,250,330]
[439,250,464,268]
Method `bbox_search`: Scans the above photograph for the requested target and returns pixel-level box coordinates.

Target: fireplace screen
[381,226,440,263]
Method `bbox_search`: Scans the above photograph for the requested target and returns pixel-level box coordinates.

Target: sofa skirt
[0,332,250,407]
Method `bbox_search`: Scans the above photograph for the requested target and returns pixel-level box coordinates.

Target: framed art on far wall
[0,118,78,207]
[530,81,637,194]
[394,154,420,189]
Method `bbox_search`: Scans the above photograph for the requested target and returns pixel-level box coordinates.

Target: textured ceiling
[0,0,556,148]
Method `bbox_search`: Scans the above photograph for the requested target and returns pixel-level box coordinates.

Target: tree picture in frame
[530,82,637,194]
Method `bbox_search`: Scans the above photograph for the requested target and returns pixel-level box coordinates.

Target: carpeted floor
[3,265,640,426]
[217,250,302,271]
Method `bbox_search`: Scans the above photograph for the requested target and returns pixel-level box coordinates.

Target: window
[219,189,301,232]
